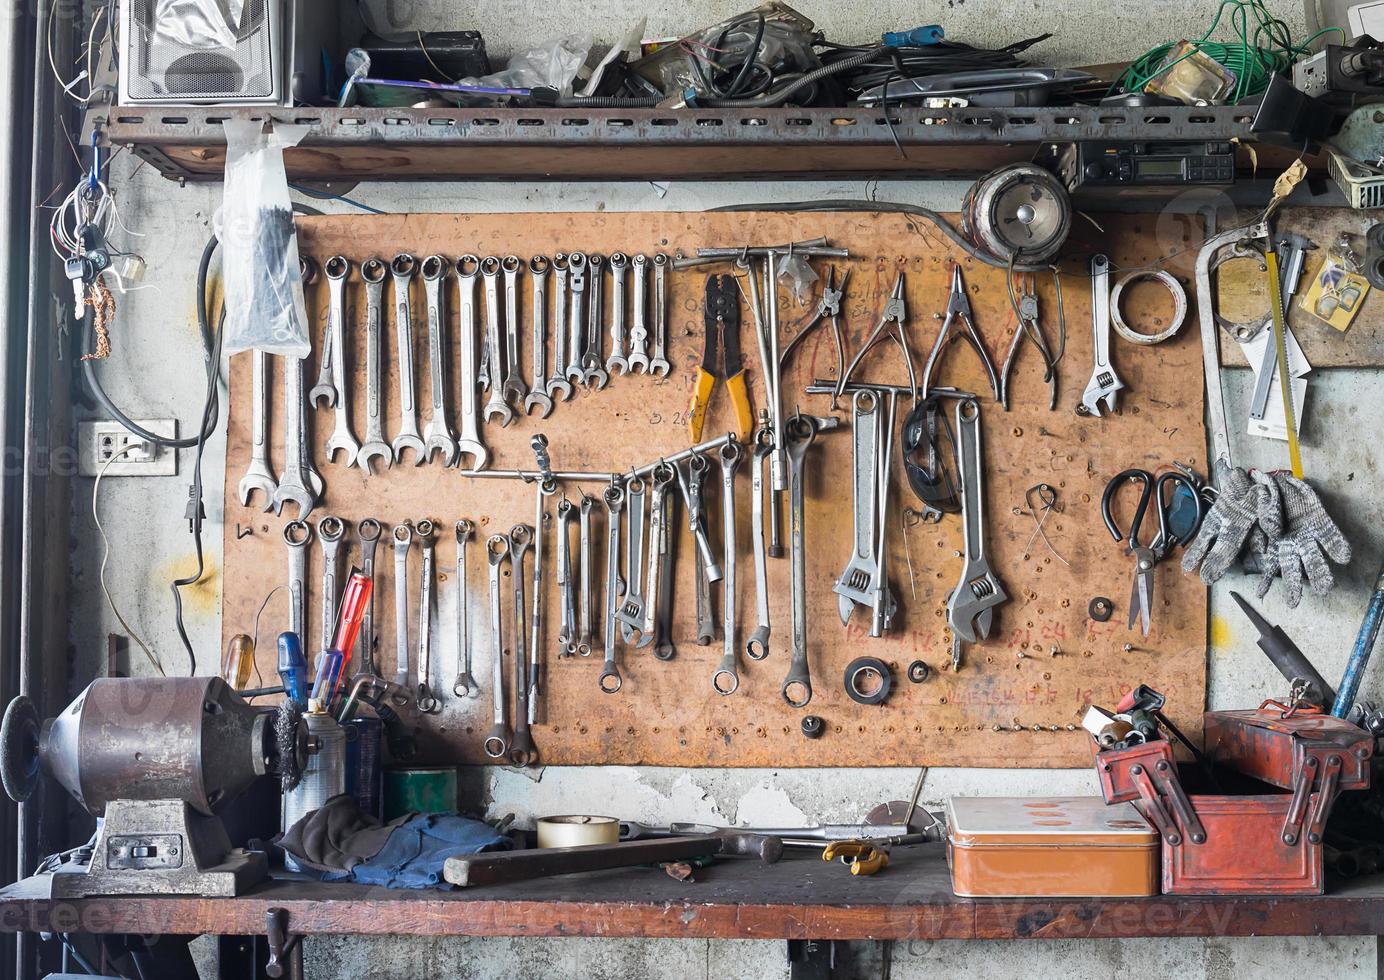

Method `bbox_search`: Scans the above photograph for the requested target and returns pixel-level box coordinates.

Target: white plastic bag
[218,119,310,357]
[456,34,593,94]
[154,0,245,50]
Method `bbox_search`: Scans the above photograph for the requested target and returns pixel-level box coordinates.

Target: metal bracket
[265,907,302,979]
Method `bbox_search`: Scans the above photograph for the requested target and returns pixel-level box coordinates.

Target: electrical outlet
[78,419,178,477]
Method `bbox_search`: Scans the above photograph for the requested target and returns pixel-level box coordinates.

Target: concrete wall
[73,1,1383,976]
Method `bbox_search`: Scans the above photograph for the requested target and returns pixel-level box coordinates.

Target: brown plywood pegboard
[222,209,1208,768]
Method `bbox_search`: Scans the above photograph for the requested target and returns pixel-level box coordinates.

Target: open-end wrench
[649,253,671,377]
[284,520,313,653]
[357,518,382,676]
[390,254,427,464]
[415,520,440,713]
[238,348,277,509]
[712,440,743,696]
[556,497,578,655]
[453,519,478,698]
[299,359,325,504]
[606,252,630,376]
[509,524,537,766]
[627,253,651,374]
[577,491,596,657]
[305,255,334,409]
[616,475,647,642]
[484,534,511,759]
[272,354,315,520]
[583,253,610,390]
[391,523,413,692]
[547,254,574,402]
[318,515,345,666]
[639,462,675,650]
[524,256,555,418]
[683,451,723,582]
[421,256,459,467]
[453,256,489,471]
[481,257,514,427]
[747,418,773,661]
[323,257,360,467]
[946,398,1008,670]
[357,258,393,474]
[600,482,625,693]
[528,482,553,726]
[501,256,528,408]
[565,252,588,385]
[833,389,880,619]
[783,413,817,708]
[1080,253,1125,418]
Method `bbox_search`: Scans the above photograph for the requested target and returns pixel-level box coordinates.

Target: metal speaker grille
[126,0,276,101]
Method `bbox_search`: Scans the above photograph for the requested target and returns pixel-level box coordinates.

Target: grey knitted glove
[1181,462,1265,584]
[1255,472,1351,608]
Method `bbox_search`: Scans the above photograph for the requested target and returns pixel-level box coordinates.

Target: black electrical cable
[700,46,883,108]
[819,34,1051,94]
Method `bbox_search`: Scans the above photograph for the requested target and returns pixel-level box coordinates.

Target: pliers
[781,266,849,404]
[836,272,918,404]
[999,275,1058,411]
[689,274,753,444]
[921,264,1001,401]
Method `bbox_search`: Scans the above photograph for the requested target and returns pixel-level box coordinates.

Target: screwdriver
[221,633,255,691]
[277,632,309,709]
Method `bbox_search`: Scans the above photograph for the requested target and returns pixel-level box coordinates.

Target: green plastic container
[383,767,458,821]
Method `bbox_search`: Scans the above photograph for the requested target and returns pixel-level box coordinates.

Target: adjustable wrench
[391,523,413,691]
[564,252,588,385]
[746,419,773,661]
[606,252,630,376]
[640,462,676,650]
[453,519,479,698]
[616,476,647,643]
[484,534,511,759]
[783,414,817,708]
[547,254,574,402]
[509,524,537,766]
[528,482,553,725]
[421,256,459,467]
[481,257,514,427]
[833,389,880,618]
[357,258,392,474]
[577,491,597,657]
[583,253,609,389]
[649,253,671,377]
[453,256,489,470]
[600,483,625,693]
[237,348,277,509]
[357,518,382,676]
[712,441,743,696]
[556,497,578,655]
[272,354,315,520]
[414,519,440,713]
[318,515,345,664]
[323,257,360,467]
[946,399,1008,670]
[390,254,427,464]
[500,256,527,407]
[284,520,313,653]
[627,253,651,374]
[524,256,555,418]
[870,392,900,638]
[1080,253,1125,418]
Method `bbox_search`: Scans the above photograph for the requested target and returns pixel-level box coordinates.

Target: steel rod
[458,434,738,483]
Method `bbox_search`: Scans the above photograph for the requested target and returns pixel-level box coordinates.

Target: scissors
[1100,469,1203,636]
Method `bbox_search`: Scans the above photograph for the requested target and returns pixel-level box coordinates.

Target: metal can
[281,707,346,871]
[343,716,383,820]
[382,767,457,822]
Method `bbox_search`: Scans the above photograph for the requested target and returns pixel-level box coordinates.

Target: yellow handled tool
[689,274,753,444]
[822,839,891,876]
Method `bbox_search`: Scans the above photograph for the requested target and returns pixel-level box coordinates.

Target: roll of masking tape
[536,814,620,849]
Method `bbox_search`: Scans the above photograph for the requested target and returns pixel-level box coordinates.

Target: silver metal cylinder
[282,709,346,870]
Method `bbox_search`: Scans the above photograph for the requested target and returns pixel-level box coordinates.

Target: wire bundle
[818,34,1051,96]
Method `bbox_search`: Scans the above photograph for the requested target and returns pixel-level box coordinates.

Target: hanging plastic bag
[218,119,310,357]
[154,0,245,50]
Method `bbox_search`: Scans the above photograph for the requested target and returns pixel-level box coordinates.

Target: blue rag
[350,813,513,889]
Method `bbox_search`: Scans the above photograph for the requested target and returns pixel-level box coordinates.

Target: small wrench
[481,256,514,427]
[415,519,440,713]
[577,491,597,657]
[583,253,609,390]
[390,254,427,464]
[357,518,382,676]
[357,258,393,474]
[524,256,555,418]
[421,256,459,467]
[237,348,277,509]
[306,255,335,409]
[509,524,538,766]
[500,256,527,407]
[323,257,360,467]
[284,520,313,653]
[484,534,511,759]
[453,256,490,471]
[564,252,588,385]
[453,519,478,698]
[627,253,651,374]
[747,419,773,661]
[684,451,723,582]
[600,483,625,693]
[712,440,743,695]
[547,253,574,402]
[391,523,413,692]
[318,515,345,662]
[556,497,578,654]
[783,414,817,708]
[649,253,671,377]
[272,354,315,520]
[606,252,630,376]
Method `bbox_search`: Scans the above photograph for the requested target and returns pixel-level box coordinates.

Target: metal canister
[382,767,457,821]
[281,704,346,871]
[343,716,383,820]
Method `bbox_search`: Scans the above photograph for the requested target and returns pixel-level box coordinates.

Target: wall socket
[78,419,178,477]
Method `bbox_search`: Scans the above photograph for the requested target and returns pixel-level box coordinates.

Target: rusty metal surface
[1204,707,1373,793]
[1166,793,1325,895]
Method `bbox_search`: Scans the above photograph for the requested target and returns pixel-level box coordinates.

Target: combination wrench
[564,252,588,385]
[390,254,427,464]
[318,515,345,664]
[556,497,578,655]
[833,389,880,619]
[870,392,900,638]
[421,256,459,467]
[500,256,527,408]
[684,451,723,582]
[484,534,511,759]
[307,253,335,410]
[1080,253,1125,417]
[453,256,489,470]
[509,524,538,766]
[783,414,817,708]
[284,520,313,654]
[323,256,360,467]
[649,253,671,377]
[357,258,393,474]
[639,462,676,651]
[615,475,647,642]
[453,519,479,698]
[599,482,625,693]
[357,518,382,676]
[528,481,554,725]
[547,253,574,402]
[391,523,413,692]
[712,441,743,696]
[946,399,1008,670]
[237,347,277,509]
[415,520,440,713]
[272,353,315,520]
[524,256,555,418]
[746,419,773,661]
[480,256,514,427]
[606,252,630,376]
[577,491,597,656]
[583,253,609,389]
[627,253,651,374]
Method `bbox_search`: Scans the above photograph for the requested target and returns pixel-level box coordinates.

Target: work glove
[1254,472,1351,608]
[1181,462,1264,585]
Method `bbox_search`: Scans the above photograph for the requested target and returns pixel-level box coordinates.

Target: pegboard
[222,210,1209,768]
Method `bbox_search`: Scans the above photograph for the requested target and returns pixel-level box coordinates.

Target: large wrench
[481,257,514,427]
[615,476,647,642]
[606,252,630,376]
[639,462,676,650]
[649,253,671,377]
[870,392,900,638]
[528,482,553,725]
[712,441,743,696]
[577,492,597,657]
[524,256,555,418]
[284,520,312,654]
[833,389,880,618]
[500,256,528,407]
[357,258,393,474]
[564,252,588,385]
[391,523,413,692]
[746,419,773,661]
[599,483,625,693]
[390,254,427,463]
[583,253,609,389]
[421,256,459,467]
[547,254,574,402]
[237,348,277,509]
[1080,253,1125,417]
[946,399,1008,669]
[556,498,578,655]
[318,515,345,662]
[453,256,489,471]
[323,257,359,467]
[783,414,817,708]
[627,253,651,374]
[484,535,511,759]
[453,520,478,698]
[415,519,440,713]
[272,354,315,520]
[509,525,537,766]
[357,518,382,676]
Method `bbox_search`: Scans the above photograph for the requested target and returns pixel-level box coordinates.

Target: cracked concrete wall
[69,1,1384,976]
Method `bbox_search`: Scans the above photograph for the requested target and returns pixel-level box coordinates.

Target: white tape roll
[536,814,620,849]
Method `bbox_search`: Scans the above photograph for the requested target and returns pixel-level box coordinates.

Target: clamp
[823,839,891,876]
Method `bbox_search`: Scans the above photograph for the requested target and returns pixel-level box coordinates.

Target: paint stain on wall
[1209,614,1233,655]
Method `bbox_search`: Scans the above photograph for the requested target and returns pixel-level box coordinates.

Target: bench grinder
[1,676,304,897]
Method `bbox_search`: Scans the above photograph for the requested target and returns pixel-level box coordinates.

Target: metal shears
[1100,469,1204,636]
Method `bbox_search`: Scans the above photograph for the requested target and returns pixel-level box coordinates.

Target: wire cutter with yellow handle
[689,274,753,444]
